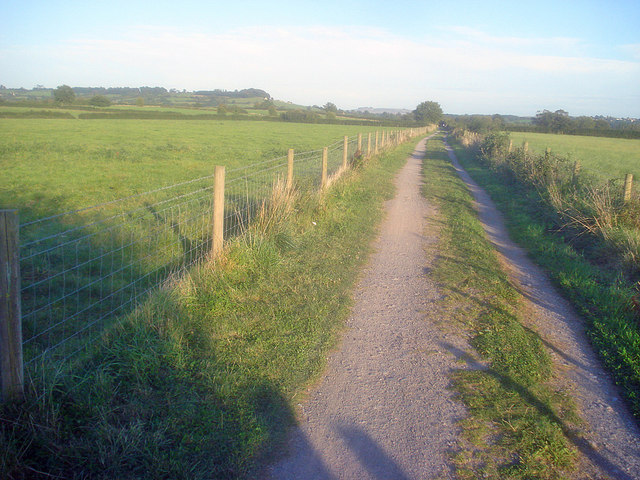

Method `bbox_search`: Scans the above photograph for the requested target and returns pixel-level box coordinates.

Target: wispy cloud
[620,43,640,60]
[440,25,584,52]
[1,25,638,115]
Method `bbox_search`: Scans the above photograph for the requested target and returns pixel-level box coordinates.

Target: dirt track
[266,136,640,479]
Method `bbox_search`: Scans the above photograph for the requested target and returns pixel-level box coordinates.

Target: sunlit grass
[0,119,384,219]
[509,131,640,181]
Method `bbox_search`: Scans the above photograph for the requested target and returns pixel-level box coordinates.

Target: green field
[2,117,406,370]
[508,131,640,181]
[0,119,384,221]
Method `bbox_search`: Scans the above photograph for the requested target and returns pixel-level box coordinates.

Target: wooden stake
[624,173,633,203]
[572,161,581,183]
[343,136,348,169]
[321,147,328,189]
[211,166,225,257]
[0,210,23,402]
[287,149,294,190]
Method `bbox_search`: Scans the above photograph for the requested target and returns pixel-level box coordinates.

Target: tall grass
[458,128,640,272]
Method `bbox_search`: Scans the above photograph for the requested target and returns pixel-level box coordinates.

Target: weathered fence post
[343,136,348,170]
[624,173,634,203]
[0,210,23,402]
[572,161,581,184]
[211,166,225,258]
[357,133,362,154]
[321,147,328,189]
[508,140,513,153]
[367,133,371,158]
[375,131,379,154]
[523,141,529,154]
[287,149,294,190]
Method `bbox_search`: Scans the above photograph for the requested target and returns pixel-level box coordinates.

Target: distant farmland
[508,131,640,181]
[0,118,384,221]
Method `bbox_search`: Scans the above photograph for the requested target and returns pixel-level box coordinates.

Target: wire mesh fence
[1,127,430,394]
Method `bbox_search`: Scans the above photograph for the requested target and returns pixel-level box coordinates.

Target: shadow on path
[439,341,634,480]
[334,423,411,480]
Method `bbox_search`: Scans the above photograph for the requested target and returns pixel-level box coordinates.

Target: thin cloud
[1,25,638,115]
[441,25,584,51]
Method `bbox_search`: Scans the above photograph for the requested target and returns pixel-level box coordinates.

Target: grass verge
[422,135,581,479]
[0,139,420,479]
[447,137,640,424]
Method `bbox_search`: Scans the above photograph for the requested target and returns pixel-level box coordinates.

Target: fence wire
[15,129,418,366]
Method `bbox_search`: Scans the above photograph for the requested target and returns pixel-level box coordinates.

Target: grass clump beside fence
[0,138,422,479]
[422,135,580,479]
[446,130,640,424]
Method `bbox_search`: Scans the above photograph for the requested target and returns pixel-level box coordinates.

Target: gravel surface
[266,136,466,479]
[443,137,640,480]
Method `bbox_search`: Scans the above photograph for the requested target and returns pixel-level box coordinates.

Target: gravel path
[443,137,640,479]
[266,136,466,479]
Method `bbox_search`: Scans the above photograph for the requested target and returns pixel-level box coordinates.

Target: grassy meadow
[0,118,384,221]
[1,117,397,371]
[508,131,640,181]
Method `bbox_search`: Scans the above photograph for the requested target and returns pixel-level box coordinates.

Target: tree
[89,95,111,107]
[413,101,442,124]
[268,105,278,116]
[533,109,573,133]
[53,84,75,104]
[323,102,338,114]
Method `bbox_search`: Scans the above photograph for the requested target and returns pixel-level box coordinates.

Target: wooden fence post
[343,136,348,169]
[0,210,23,402]
[211,166,225,257]
[287,149,294,190]
[357,133,362,154]
[624,173,633,203]
[367,133,371,158]
[375,131,379,154]
[572,161,581,184]
[321,147,328,189]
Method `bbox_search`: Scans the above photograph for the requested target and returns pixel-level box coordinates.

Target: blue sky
[2,0,639,116]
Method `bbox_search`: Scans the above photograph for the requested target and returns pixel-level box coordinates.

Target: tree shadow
[334,423,412,480]
[439,340,635,480]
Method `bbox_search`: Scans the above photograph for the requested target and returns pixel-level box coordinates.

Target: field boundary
[0,126,433,401]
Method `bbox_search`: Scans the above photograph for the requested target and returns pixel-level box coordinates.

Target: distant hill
[0,86,271,107]
[356,107,412,115]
